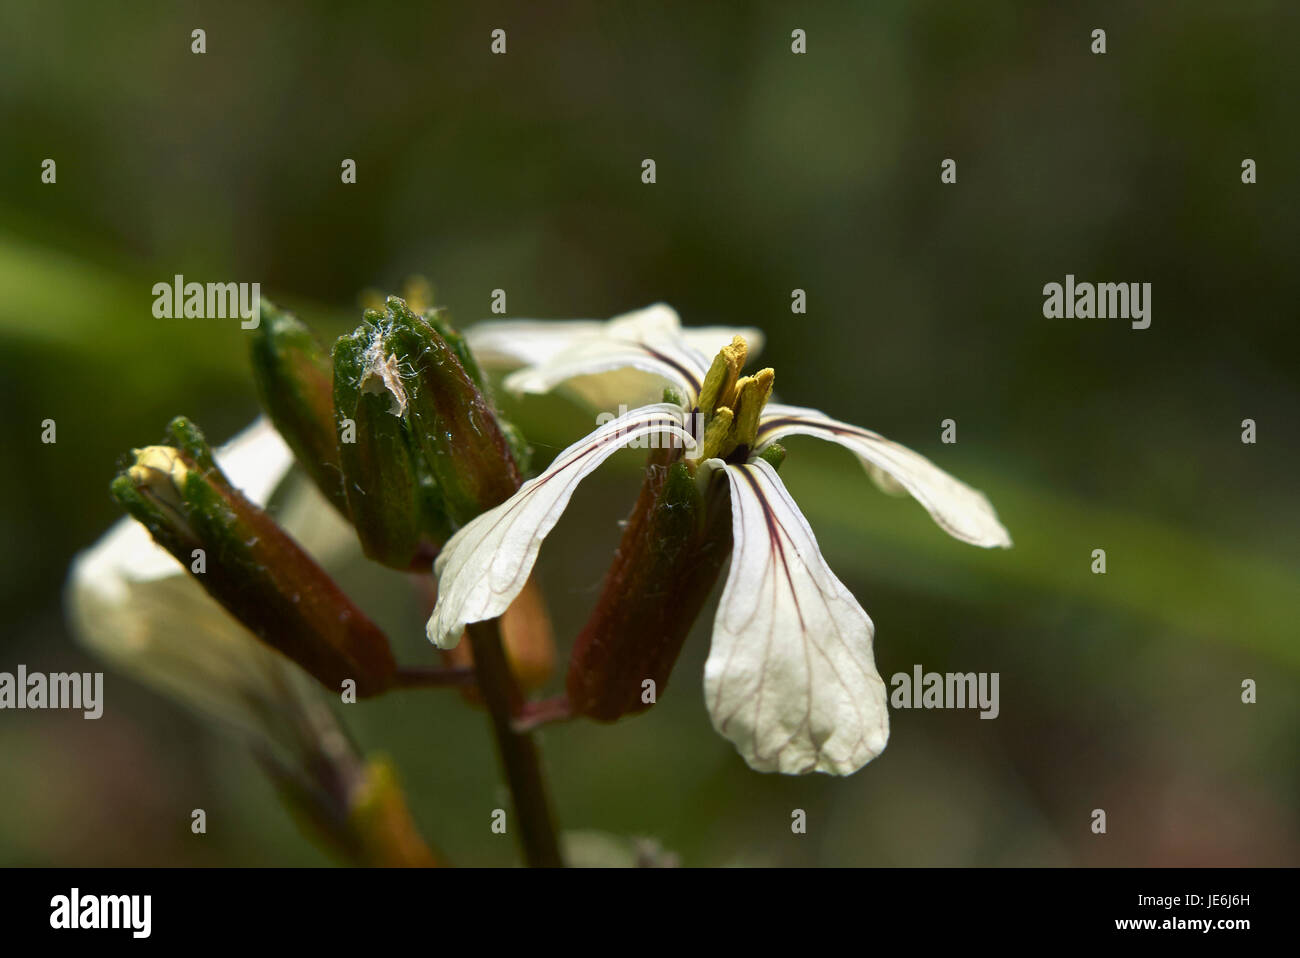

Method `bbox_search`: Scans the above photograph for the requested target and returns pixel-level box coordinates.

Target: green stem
[466,618,563,867]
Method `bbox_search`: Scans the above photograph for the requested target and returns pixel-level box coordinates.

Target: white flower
[428,306,1011,776]
[65,419,356,746]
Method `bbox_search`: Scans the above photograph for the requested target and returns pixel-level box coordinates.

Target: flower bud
[331,296,526,567]
[382,297,523,523]
[249,299,349,516]
[565,450,733,720]
[110,416,398,696]
[332,313,451,570]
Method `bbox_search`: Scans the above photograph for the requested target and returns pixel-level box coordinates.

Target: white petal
[463,319,606,370]
[757,404,1013,548]
[705,459,889,775]
[502,304,711,409]
[215,417,297,506]
[427,403,696,649]
[465,311,764,382]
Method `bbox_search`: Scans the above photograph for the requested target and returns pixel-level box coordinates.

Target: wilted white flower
[432,305,1011,776]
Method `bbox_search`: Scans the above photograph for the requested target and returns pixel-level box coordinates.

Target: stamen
[697,336,748,416]
[700,406,734,460]
[730,368,775,451]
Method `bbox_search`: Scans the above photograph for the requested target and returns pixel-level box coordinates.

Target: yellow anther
[700,406,735,461]
[697,336,748,416]
[730,368,775,451]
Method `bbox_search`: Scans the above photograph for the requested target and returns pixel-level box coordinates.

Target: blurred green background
[1,1,1296,865]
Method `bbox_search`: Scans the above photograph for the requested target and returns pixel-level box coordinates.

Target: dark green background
[0,1,1296,865]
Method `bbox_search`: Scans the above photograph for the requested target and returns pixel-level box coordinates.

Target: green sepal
[758,441,787,471]
[427,307,488,393]
[165,416,217,473]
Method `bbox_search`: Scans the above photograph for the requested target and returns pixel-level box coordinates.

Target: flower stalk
[466,618,563,867]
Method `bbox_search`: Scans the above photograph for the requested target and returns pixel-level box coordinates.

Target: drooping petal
[426,403,697,650]
[704,459,889,776]
[756,404,1013,548]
